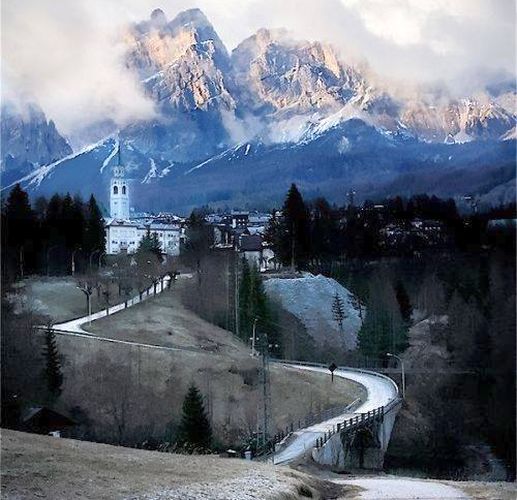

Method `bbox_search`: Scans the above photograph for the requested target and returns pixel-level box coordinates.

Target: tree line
[1,184,106,282]
[265,183,516,268]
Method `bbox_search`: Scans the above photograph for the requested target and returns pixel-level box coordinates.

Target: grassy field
[1,430,353,500]
[10,276,121,323]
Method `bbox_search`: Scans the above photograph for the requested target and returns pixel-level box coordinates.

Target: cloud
[1,1,157,137]
[2,0,515,139]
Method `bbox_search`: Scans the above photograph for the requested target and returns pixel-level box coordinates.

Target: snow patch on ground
[264,274,362,349]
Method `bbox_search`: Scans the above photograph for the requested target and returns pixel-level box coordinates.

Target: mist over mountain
[1,7,515,212]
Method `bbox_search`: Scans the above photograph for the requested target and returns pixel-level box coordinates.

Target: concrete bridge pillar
[311,402,402,471]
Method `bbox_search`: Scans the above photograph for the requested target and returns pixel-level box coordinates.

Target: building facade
[105,150,183,256]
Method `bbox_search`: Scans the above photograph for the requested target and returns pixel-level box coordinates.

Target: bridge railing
[270,359,402,452]
[265,396,363,453]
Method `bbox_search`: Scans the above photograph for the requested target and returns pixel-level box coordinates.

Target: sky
[2,0,515,136]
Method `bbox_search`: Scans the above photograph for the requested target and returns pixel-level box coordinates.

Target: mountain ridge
[1,7,515,211]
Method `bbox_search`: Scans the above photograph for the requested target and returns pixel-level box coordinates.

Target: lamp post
[387,352,405,398]
[250,317,259,357]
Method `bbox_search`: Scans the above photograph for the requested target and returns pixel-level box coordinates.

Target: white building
[105,149,182,256]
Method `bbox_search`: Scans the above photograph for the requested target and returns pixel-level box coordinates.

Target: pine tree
[2,184,36,277]
[395,281,413,323]
[238,260,280,353]
[43,325,63,402]
[137,228,162,258]
[332,292,347,332]
[83,195,106,255]
[266,184,310,269]
[178,384,212,451]
[358,274,408,359]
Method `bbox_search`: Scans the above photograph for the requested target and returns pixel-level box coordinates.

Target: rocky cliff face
[231,28,362,117]
[120,8,516,156]
[122,8,238,162]
[1,102,72,179]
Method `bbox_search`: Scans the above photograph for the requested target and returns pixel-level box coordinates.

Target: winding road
[48,276,471,499]
[273,364,399,465]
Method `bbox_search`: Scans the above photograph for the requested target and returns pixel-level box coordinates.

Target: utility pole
[257,334,272,453]
[251,317,258,356]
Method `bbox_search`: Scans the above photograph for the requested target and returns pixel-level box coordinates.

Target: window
[122,185,126,195]
[113,185,118,195]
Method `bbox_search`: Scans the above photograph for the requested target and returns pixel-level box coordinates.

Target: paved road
[273,365,399,465]
[53,276,171,334]
[335,477,469,499]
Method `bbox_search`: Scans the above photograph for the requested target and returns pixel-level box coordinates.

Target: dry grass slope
[1,430,354,500]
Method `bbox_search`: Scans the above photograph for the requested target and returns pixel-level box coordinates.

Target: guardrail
[271,359,403,453]
[266,396,364,452]
[272,358,400,398]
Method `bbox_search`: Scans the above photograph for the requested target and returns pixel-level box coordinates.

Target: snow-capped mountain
[1,8,515,211]
[1,102,72,185]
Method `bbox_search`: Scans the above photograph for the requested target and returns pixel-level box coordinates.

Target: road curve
[273,364,399,465]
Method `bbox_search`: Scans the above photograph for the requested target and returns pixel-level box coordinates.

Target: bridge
[270,362,402,470]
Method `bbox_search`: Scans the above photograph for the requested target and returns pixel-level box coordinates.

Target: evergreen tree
[43,325,63,402]
[137,228,162,258]
[395,281,413,323]
[238,259,280,353]
[83,195,106,255]
[2,184,36,278]
[266,184,310,269]
[178,384,212,451]
[332,292,347,332]
[311,197,340,262]
[358,274,408,359]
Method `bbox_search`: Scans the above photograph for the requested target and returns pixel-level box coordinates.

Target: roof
[22,406,76,427]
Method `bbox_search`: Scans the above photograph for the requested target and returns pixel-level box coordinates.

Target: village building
[208,210,276,271]
[104,148,183,256]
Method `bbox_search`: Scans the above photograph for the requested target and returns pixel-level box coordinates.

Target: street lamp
[387,352,405,398]
[250,317,259,357]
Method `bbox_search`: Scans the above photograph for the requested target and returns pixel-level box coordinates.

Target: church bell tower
[110,143,129,220]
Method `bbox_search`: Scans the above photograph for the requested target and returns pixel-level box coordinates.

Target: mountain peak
[150,8,167,28]
[170,8,212,30]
